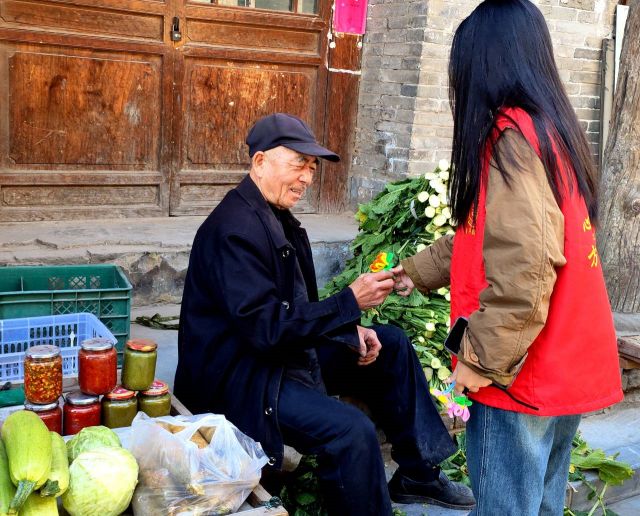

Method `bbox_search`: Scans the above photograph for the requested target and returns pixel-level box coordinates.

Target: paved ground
[131,304,640,515]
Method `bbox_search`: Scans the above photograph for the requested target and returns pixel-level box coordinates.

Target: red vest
[450,107,623,416]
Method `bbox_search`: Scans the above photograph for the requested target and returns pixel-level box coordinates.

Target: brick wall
[351,0,619,205]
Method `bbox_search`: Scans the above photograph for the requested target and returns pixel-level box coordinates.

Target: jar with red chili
[24,401,62,434]
[24,345,63,404]
[63,391,101,435]
[79,337,117,395]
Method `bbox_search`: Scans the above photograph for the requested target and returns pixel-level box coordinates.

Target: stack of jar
[102,338,170,429]
[23,345,64,434]
[24,337,171,435]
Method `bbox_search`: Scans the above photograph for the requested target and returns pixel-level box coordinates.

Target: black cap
[246,113,340,162]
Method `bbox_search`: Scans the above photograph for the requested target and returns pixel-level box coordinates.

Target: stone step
[0,214,358,306]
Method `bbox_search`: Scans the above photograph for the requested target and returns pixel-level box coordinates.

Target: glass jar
[102,386,138,429]
[24,345,63,404]
[24,401,62,434]
[79,337,117,395]
[138,380,171,418]
[63,391,101,435]
[122,339,157,392]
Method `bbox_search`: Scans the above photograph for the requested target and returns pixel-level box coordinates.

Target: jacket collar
[236,174,293,250]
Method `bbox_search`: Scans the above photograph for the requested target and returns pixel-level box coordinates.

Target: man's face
[253,146,318,210]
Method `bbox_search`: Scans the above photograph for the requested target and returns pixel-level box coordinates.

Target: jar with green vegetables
[122,339,157,391]
[138,380,171,418]
[101,386,138,428]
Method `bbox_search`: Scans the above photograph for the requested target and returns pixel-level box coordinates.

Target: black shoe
[388,469,476,510]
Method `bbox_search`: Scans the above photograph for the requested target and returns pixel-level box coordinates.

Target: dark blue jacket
[174,175,361,468]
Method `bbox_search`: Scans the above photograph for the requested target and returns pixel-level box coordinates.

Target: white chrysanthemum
[429,195,441,208]
[417,191,429,203]
[441,207,452,219]
[429,178,442,189]
[439,170,450,180]
[426,322,436,332]
[434,182,447,194]
[416,243,427,252]
[439,192,449,204]
[438,159,450,171]
[433,214,447,227]
[424,206,436,218]
[424,172,437,180]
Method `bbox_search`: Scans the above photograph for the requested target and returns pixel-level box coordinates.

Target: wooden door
[0,0,175,221]
[169,0,330,215]
[0,0,353,221]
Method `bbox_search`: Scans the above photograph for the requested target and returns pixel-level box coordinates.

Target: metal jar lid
[104,386,136,401]
[126,339,157,352]
[24,401,59,412]
[81,337,114,351]
[25,345,61,360]
[65,391,100,406]
[140,380,169,397]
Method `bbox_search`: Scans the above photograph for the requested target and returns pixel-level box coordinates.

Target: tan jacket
[402,130,566,385]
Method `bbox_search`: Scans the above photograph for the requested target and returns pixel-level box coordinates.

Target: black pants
[277,325,457,516]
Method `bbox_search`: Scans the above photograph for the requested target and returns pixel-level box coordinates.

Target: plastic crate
[0,265,132,357]
[0,313,117,382]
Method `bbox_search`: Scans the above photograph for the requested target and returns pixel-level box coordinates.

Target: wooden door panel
[170,2,329,215]
[0,0,173,221]
[0,0,165,41]
[9,49,161,166]
[187,19,320,53]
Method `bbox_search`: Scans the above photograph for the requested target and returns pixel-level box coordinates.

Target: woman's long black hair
[448,0,598,225]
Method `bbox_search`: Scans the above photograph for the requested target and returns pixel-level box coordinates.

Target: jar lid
[25,345,60,359]
[126,339,157,352]
[65,391,99,406]
[81,337,114,351]
[104,386,136,400]
[24,401,59,411]
[140,380,169,396]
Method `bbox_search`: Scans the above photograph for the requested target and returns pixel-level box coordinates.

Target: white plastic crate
[0,313,117,382]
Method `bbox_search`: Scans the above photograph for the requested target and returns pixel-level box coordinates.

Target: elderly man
[174,113,474,515]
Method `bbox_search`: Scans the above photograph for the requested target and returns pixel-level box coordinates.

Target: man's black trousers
[277,324,457,516]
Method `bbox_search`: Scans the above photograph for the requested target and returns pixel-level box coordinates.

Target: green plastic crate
[0,265,132,359]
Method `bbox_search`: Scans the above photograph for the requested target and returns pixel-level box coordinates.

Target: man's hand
[389,265,416,297]
[356,325,382,366]
[349,271,394,310]
[448,361,492,394]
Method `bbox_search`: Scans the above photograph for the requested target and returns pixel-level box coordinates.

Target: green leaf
[295,493,317,506]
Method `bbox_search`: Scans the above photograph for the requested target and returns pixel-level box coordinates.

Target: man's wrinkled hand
[356,325,382,366]
[389,265,416,297]
[349,271,394,310]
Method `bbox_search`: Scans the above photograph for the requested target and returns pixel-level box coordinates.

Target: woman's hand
[449,361,492,394]
[390,265,416,297]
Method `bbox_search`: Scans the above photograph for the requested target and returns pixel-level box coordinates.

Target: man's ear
[251,152,265,177]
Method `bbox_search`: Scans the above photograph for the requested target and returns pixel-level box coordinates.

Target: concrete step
[0,214,358,305]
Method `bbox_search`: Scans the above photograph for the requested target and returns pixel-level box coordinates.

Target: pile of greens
[321,160,455,389]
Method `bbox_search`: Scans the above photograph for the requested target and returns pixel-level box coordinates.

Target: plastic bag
[129,412,268,515]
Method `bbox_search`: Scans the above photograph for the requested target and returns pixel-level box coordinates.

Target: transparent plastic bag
[129,412,268,515]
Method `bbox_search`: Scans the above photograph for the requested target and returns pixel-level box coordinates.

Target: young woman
[392,1,623,514]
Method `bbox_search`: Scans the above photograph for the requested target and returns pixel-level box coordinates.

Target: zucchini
[19,492,58,516]
[0,440,16,516]
[41,432,69,497]
[1,410,52,514]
